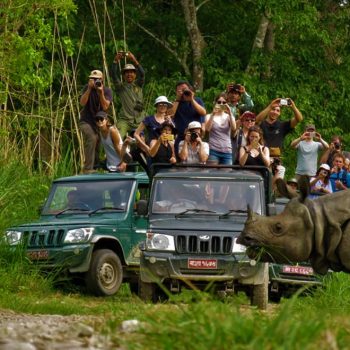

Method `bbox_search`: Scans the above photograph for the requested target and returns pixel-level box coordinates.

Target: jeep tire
[85,249,123,296]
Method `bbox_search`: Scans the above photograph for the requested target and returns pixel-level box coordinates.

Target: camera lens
[190,132,198,142]
[183,90,191,97]
[94,79,102,88]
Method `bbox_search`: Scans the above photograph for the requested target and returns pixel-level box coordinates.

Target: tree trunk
[180,0,206,91]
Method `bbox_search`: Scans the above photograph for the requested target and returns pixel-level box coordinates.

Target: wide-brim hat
[89,69,103,79]
[154,96,173,107]
[122,64,136,72]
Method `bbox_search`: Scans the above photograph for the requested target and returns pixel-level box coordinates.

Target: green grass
[1,161,350,349]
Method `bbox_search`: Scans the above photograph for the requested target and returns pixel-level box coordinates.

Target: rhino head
[237,177,314,264]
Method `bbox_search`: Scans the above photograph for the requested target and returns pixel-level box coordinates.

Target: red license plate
[282,265,314,275]
[27,250,49,260]
[188,259,217,269]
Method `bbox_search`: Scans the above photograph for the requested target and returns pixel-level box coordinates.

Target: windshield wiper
[175,209,218,218]
[219,209,248,219]
[55,208,90,217]
[89,207,124,216]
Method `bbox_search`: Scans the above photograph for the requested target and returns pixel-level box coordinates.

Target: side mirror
[136,199,148,216]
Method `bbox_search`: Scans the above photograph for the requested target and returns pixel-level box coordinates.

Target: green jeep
[139,165,276,309]
[5,172,149,296]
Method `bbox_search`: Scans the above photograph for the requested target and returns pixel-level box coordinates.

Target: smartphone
[310,132,316,138]
[280,98,291,106]
[220,104,227,111]
[165,134,174,141]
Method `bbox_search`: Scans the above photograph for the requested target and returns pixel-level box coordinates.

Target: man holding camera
[329,153,350,192]
[226,83,254,119]
[168,81,206,156]
[291,124,329,178]
[79,69,113,173]
[319,135,350,167]
[111,51,145,137]
[256,98,303,178]
[178,121,209,164]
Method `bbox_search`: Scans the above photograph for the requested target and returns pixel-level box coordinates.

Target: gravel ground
[0,309,116,350]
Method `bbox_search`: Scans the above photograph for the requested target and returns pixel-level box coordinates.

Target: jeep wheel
[85,249,123,296]
[251,276,268,310]
[138,279,158,303]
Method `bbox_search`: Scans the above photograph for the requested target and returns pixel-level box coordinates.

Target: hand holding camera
[279,98,292,107]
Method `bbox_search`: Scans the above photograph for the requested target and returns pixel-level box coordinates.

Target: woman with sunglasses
[205,92,236,165]
[309,163,333,199]
[95,111,126,172]
[134,96,173,150]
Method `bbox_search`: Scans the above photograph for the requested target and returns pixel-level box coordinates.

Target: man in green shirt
[111,51,145,137]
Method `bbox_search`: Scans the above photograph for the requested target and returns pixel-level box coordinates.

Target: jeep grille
[177,235,233,254]
[23,229,65,248]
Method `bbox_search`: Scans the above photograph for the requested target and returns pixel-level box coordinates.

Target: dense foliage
[1,0,350,177]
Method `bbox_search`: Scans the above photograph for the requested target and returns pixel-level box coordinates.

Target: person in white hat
[134,96,173,152]
[79,69,113,173]
[178,121,209,164]
[309,163,333,199]
[111,51,145,137]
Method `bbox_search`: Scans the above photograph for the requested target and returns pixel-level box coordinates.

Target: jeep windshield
[151,178,262,215]
[42,180,134,215]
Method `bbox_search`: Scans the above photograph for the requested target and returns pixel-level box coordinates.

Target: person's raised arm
[80,80,94,106]
[290,132,307,149]
[149,137,162,158]
[289,99,303,128]
[97,84,111,111]
[255,98,280,124]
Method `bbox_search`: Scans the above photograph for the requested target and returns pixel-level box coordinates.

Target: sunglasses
[216,101,226,104]
[96,117,106,122]
[244,119,255,122]
[157,103,168,107]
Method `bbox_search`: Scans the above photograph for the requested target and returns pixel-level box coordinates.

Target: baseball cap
[305,124,316,131]
[287,178,298,185]
[241,111,256,120]
[122,64,136,71]
[95,111,108,119]
[154,96,173,107]
[89,70,103,79]
[187,121,201,130]
[319,163,331,172]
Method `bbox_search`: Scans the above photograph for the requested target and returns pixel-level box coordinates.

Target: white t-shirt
[178,141,209,164]
[296,140,323,176]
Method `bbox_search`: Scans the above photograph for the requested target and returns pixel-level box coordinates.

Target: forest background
[1,0,350,179]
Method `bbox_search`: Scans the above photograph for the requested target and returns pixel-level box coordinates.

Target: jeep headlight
[64,228,94,243]
[232,238,246,253]
[146,233,175,251]
[5,230,23,245]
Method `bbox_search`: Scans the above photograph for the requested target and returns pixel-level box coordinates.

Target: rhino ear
[275,178,298,199]
[297,175,310,202]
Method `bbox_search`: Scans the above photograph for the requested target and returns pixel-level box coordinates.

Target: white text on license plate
[27,250,49,260]
[282,265,314,275]
[188,259,217,269]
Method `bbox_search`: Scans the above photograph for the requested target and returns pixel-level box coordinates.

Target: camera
[94,79,102,88]
[190,132,198,142]
[271,157,281,176]
[334,142,341,150]
[183,89,192,97]
[279,98,291,106]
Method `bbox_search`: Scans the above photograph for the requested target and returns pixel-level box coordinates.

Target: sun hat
[89,69,103,79]
[319,163,331,172]
[154,96,173,107]
[187,121,202,130]
[122,64,136,71]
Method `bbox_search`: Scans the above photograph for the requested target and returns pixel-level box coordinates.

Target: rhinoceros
[237,177,350,275]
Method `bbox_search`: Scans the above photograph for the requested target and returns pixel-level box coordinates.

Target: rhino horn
[247,204,253,221]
